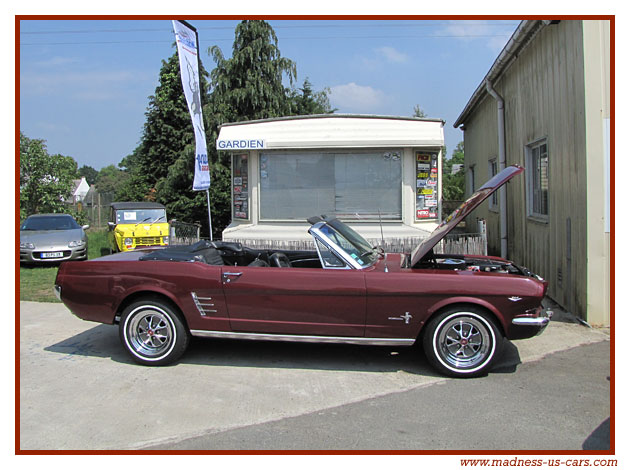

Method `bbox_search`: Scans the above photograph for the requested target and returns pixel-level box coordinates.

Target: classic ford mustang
[54,165,551,377]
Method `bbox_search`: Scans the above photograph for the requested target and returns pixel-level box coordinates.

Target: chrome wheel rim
[126,307,175,359]
[435,314,493,371]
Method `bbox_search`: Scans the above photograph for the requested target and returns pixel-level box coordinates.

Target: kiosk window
[260,151,402,220]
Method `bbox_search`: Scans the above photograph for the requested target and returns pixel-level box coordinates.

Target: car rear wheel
[119,299,190,366]
[423,306,503,378]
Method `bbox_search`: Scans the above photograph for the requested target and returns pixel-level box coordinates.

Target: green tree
[116,52,210,205]
[96,164,129,195]
[20,132,79,218]
[442,141,465,201]
[413,104,427,118]
[125,50,215,232]
[115,146,152,201]
[78,165,98,185]
[208,20,297,122]
[289,78,334,115]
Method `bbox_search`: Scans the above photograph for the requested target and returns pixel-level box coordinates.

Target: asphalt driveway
[18,301,610,450]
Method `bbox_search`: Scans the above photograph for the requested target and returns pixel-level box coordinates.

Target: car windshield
[21,216,79,231]
[319,219,377,267]
[115,209,166,224]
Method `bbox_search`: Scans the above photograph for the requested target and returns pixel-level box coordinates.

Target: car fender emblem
[508,296,522,302]
[388,312,412,324]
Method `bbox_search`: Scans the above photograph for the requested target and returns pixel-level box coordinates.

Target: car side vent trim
[191,292,216,316]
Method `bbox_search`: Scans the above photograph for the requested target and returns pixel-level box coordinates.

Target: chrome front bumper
[512,308,553,335]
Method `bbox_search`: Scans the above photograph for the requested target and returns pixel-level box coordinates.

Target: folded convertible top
[139,240,225,265]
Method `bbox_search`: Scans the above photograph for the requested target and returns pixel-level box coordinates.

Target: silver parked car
[20,214,89,264]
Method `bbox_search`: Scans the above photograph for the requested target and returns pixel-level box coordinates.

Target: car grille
[136,237,162,246]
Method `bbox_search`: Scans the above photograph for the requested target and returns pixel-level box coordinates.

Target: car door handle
[222,272,243,283]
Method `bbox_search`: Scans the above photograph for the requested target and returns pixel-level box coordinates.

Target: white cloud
[439,20,514,53]
[33,56,79,68]
[360,46,409,70]
[329,82,386,113]
[374,46,409,63]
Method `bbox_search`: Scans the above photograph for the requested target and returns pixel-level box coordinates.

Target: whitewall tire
[423,306,503,378]
[119,298,190,366]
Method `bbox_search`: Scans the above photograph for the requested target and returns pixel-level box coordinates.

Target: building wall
[582,20,611,326]
[462,90,500,254]
[464,20,594,320]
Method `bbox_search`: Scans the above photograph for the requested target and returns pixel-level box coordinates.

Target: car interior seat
[248,258,270,267]
[269,252,292,268]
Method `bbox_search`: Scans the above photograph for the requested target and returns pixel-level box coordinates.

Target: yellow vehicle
[108,202,170,252]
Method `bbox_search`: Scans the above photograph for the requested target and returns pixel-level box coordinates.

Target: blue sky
[19,19,520,170]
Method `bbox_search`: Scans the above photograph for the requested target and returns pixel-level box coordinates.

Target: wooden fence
[169,220,202,245]
[228,232,487,256]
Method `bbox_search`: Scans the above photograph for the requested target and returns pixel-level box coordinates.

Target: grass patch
[87,229,110,259]
[20,229,110,303]
[20,266,60,302]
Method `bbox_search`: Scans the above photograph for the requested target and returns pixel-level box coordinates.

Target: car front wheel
[423,307,503,378]
[119,299,190,366]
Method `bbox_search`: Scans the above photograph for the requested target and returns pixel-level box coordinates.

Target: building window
[526,139,549,220]
[488,158,498,211]
[259,150,402,221]
[467,165,475,195]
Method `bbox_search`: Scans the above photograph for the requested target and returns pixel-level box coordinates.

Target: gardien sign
[216,139,265,150]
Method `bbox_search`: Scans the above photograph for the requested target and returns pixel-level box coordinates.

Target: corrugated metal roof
[216,114,445,150]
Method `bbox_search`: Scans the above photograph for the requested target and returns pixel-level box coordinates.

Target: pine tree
[116,52,210,203]
[289,78,335,115]
[208,20,297,123]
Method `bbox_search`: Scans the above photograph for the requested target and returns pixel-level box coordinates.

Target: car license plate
[41,252,63,259]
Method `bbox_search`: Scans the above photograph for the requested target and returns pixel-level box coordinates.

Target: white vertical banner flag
[172,20,211,191]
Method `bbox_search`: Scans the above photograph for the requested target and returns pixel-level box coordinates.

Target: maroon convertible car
[55,165,551,377]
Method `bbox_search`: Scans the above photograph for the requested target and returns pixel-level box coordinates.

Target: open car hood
[409,164,524,267]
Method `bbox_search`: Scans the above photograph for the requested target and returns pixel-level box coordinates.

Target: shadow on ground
[582,417,611,450]
[44,324,521,378]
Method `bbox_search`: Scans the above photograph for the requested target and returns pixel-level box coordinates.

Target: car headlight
[20,242,35,249]
[163,236,169,245]
[124,238,133,246]
[68,240,86,248]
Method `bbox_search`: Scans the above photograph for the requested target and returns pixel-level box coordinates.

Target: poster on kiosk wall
[416,151,439,220]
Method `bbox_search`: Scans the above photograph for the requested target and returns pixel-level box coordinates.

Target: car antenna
[378,209,388,273]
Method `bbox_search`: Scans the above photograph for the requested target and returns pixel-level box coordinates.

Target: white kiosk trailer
[216,114,445,251]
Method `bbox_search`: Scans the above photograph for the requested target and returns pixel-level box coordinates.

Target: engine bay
[412,250,533,276]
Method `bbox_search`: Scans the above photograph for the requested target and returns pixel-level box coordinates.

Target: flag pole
[191,21,213,242]
[206,188,213,241]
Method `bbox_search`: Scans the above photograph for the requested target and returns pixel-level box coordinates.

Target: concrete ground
[19,300,610,451]
[150,341,611,451]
